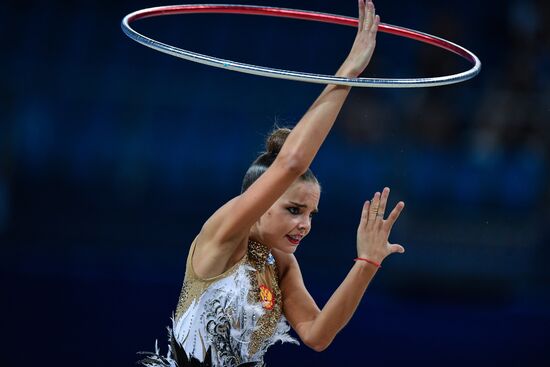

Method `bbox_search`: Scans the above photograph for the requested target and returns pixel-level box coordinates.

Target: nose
[298,217,311,235]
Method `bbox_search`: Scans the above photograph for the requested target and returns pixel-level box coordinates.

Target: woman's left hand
[356,187,405,264]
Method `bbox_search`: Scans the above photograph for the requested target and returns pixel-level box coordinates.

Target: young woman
[139,1,405,366]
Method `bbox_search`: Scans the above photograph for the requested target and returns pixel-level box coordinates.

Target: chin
[282,246,298,254]
[274,241,299,254]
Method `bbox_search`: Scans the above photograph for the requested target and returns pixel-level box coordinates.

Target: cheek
[261,212,280,232]
[269,212,295,234]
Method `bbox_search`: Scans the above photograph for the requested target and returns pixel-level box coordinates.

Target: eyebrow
[289,201,319,213]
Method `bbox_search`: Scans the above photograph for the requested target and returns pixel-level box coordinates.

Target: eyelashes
[287,207,316,218]
[287,207,300,215]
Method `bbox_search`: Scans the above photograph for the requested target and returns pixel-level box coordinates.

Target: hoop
[121,4,481,88]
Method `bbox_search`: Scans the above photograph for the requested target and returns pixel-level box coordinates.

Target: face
[252,180,321,254]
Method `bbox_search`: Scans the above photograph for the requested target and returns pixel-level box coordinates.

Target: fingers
[373,14,380,34]
[366,187,404,232]
[358,0,365,32]
[389,243,405,254]
[358,1,377,33]
[386,201,405,231]
[360,199,370,227]
[367,191,381,225]
[376,187,390,223]
[364,0,374,32]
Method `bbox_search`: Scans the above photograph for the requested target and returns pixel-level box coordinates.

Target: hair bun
[265,127,291,156]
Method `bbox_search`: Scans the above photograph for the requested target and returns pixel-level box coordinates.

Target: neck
[248,227,271,249]
[247,238,272,269]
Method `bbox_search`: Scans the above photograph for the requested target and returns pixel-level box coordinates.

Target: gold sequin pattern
[247,239,271,269]
[246,240,283,357]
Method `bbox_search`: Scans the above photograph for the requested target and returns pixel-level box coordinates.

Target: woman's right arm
[195,0,380,270]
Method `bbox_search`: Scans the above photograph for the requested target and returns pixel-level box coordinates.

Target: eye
[287,207,300,215]
[309,212,317,219]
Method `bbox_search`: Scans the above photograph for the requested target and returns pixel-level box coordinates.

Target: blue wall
[2,0,549,365]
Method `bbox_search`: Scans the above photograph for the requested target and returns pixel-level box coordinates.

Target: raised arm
[194,0,380,276]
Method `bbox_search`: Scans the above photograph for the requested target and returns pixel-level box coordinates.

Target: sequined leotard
[138,239,298,367]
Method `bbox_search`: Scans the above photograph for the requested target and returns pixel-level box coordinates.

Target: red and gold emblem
[259,284,275,310]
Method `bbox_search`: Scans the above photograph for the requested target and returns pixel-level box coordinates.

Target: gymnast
[139,1,405,366]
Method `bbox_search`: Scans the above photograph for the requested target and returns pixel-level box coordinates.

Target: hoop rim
[121,4,481,88]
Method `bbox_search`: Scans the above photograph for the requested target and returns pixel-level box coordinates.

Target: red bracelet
[354,257,382,268]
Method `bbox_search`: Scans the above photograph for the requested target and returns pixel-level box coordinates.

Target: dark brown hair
[241,127,319,193]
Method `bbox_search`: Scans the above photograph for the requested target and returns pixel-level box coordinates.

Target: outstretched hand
[356,187,405,264]
[341,0,380,78]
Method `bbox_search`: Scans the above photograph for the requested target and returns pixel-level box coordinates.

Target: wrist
[336,60,361,78]
[354,257,382,269]
[357,252,384,264]
[353,258,380,277]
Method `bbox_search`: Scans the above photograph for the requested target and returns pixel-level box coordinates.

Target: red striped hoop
[121,4,481,88]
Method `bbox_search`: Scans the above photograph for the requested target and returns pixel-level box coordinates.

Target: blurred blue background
[2,0,549,365]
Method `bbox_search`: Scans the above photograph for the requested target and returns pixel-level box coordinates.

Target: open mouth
[285,235,301,245]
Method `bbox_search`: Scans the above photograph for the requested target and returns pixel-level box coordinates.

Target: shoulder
[272,249,300,281]
[193,231,248,279]
[199,196,240,244]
